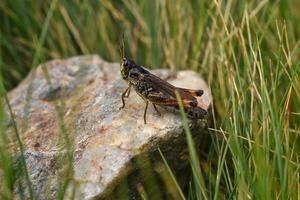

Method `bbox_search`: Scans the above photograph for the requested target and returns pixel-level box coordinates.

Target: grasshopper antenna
[119,34,125,60]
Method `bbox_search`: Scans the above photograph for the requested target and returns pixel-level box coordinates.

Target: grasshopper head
[120,57,136,80]
[119,36,140,81]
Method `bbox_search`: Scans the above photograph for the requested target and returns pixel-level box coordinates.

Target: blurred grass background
[0,0,300,199]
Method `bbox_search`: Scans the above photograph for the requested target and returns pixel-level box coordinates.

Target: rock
[7,55,212,199]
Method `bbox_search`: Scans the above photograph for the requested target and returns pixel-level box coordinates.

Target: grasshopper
[119,40,208,124]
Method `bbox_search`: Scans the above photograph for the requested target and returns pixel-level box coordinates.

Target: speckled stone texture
[7,55,212,199]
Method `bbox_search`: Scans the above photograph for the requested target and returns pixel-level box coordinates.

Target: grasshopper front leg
[119,84,131,109]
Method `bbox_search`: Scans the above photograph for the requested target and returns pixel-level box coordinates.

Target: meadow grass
[0,0,299,199]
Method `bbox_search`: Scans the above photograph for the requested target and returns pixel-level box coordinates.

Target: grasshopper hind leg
[143,101,149,124]
[152,103,161,116]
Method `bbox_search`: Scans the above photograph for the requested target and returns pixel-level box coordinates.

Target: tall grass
[0,0,299,199]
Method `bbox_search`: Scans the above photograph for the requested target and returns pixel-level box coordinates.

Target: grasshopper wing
[142,73,205,107]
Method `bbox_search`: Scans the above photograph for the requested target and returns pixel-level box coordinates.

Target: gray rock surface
[7,55,211,199]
